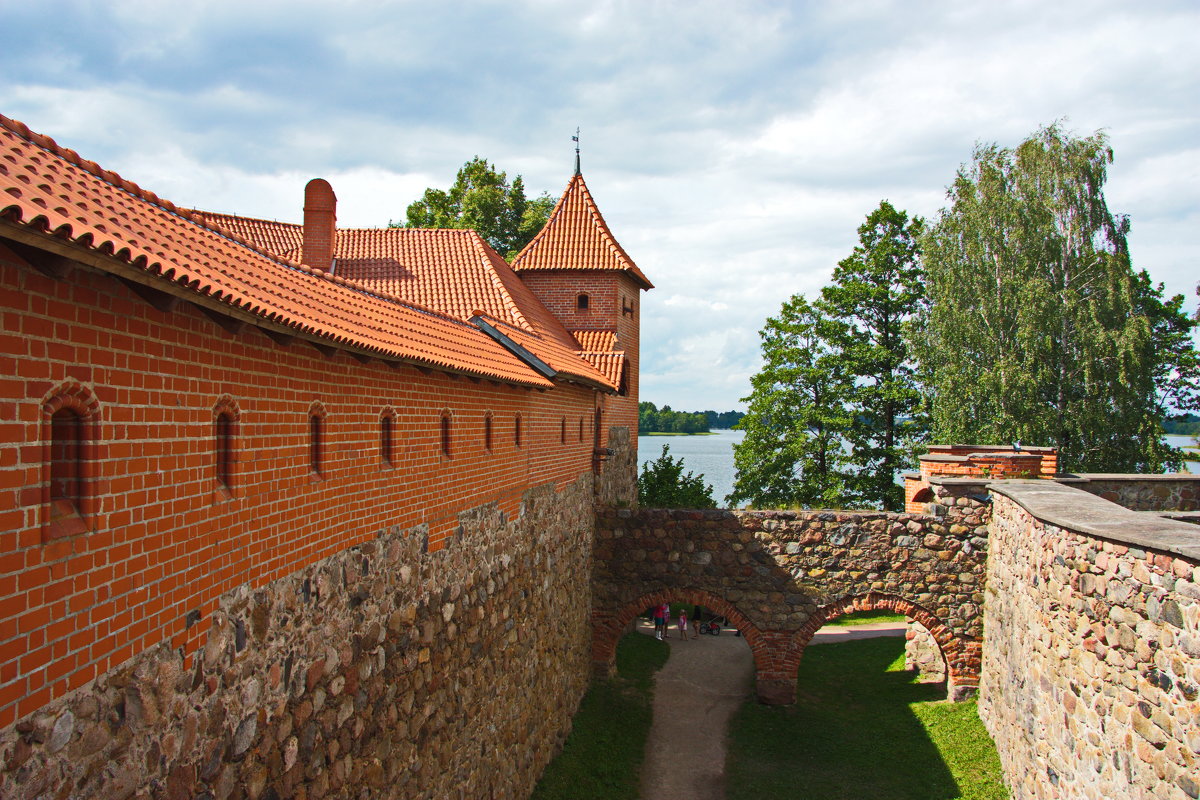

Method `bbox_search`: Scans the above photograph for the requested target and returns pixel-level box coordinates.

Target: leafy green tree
[397,156,554,260]
[911,123,1199,472]
[637,445,716,508]
[730,202,926,510]
[729,296,854,508]
[820,201,927,509]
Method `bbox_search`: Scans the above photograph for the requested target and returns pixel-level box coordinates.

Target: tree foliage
[637,445,716,509]
[729,296,855,509]
[729,202,926,511]
[398,156,554,260]
[911,123,1199,473]
[821,201,927,509]
[638,402,709,434]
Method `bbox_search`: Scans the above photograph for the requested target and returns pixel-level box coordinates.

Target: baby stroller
[697,615,725,635]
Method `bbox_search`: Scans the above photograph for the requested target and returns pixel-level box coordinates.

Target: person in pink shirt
[678,608,689,640]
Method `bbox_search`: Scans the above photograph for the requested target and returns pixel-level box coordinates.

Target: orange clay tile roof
[0,113,616,390]
[580,352,626,389]
[191,210,303,256]
[482,316,614,388]
[187,213,584,352]
[510,173,653,289]
[572,329,618,352]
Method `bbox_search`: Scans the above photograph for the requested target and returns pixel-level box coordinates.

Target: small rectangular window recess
[441,412,452,458]
[380,411,395,467]
[215,412,234,490]
[560,417,566,444]
[50,408,84,522]
[309,414,323,475]
[484,413,493,452]
[514,415,522,448]
[577,293,590,310]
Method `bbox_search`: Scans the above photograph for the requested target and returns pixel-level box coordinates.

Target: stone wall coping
[1062,472,1200,482]
[988,480,1200,561]
[926,444,1055,453]
[926,476,991,488]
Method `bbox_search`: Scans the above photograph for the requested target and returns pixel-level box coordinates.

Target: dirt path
[638,620,906,800]
[637,620,753,800]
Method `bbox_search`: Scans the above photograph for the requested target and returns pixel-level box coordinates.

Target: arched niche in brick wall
[41,379,102,540]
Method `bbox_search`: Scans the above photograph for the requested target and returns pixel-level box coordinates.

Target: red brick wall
[0,246,603,729]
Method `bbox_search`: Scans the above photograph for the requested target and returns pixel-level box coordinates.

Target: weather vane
[573,127,581,175]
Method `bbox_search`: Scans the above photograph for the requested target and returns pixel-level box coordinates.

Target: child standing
[678,608,689,640]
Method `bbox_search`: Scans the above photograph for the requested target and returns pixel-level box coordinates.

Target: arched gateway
[592,504,988,704]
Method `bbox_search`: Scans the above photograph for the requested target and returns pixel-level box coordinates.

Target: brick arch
[41,379,102,537]
[797,592,979,700]
[592,587,790,701]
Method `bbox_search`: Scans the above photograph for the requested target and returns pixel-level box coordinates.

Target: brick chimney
[302,178,337,272]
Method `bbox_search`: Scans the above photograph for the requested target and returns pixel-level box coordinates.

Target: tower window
[578,418,584,442]
[514,415,522,447]
[484,413,494,452]
[577,293,590,311]
[441,412,452,457]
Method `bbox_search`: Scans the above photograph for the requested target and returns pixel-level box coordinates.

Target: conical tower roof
[510,173,653,289]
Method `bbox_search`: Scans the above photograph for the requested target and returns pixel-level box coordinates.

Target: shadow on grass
[727,636,1006,800]
[531,632,670,800]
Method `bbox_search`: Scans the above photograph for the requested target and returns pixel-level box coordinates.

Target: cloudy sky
[2,0,1197,410]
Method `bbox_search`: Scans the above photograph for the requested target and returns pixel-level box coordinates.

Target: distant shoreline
[641,431,720,436]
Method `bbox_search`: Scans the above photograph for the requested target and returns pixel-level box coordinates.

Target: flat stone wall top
[1067,473,1200,482]
[989,480,1200,561]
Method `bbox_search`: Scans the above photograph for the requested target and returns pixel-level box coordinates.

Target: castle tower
[511,170,653,486]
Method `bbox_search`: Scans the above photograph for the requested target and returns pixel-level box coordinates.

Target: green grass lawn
[727,636,1008,800]
[824,610,906,626]
[531,632,669,800]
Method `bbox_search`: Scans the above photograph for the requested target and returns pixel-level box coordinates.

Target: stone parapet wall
[980,483,1200,800]
[0,477,595,800]
[1068,474,1200,512]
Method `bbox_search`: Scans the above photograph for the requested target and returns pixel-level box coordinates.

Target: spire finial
[572,127,581,176]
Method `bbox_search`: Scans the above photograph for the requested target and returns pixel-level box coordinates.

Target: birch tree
[912,123,1198,472]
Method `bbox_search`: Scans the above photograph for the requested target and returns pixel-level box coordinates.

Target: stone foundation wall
[594,426,636,508]
[980,483,1200,800]
[0,477,595,800]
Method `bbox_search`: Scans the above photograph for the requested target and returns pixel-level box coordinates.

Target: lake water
[637,429,745,505]
[637,430,1199,507]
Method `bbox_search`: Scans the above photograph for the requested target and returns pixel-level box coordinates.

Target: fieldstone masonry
[980,481,1200,800]
[0,477,596,800]
[592,486,991,704]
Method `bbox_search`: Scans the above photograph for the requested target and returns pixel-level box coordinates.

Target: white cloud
[2,0,1196,411]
